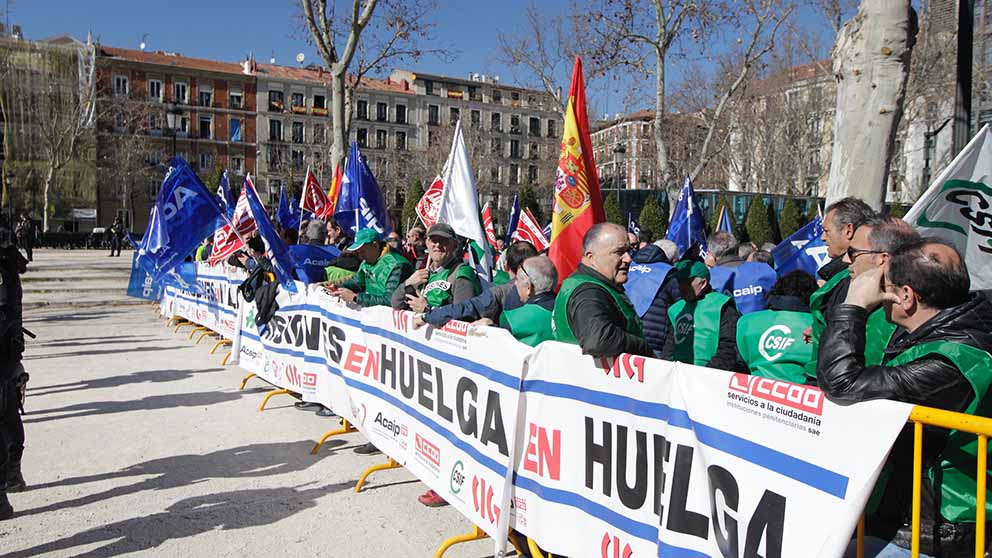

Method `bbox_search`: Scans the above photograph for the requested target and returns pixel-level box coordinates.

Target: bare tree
[826,0,917,208]
[98,93,160,228]
[299,0,445,172]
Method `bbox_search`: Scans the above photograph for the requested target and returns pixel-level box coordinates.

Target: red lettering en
[523,424,561,481]
[363,349,380,381]
[343,344,367,374]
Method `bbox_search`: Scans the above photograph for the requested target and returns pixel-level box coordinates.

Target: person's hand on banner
[803,326,812,344]
[406,293,429,312]
[406,268,429,287]
[845,267,901,309]
[335,288,358,303]
[412,314,427,329]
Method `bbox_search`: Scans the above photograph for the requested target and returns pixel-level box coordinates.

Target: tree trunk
[826,0,916,209]
[654,51,671,191]
[329,72,348,172]
[43,163,55,232]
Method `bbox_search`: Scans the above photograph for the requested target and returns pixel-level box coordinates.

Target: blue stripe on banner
[241,328,508,479]
[279,303,522,391]
[195,273,238,284]
[172,293,237,317]
[522,379,849,499]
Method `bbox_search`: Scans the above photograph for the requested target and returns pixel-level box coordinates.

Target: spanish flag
[326,162,343,216]
[548,57,604,284]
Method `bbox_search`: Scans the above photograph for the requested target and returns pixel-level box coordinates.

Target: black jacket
[0,245,26,367]
[817,293,992,553]
[660,288,743,371]
[631,246,681,356]
[817,257,850,309]
[565,264,653,359]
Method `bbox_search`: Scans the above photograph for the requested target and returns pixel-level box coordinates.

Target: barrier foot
[258,388,290,411]
[221,351,233,366]
[195,330,217,344]
[188,326,210,340]
[174,321,195,334]
[209,339,232,354]
[354,458,401,493]
[239,372,257,390]
[435,525,487,558]
[311,420,357,454]
[167,316,184,327]
[528,537,552,558]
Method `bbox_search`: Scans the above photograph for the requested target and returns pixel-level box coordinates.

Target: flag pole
[297,167,310,240]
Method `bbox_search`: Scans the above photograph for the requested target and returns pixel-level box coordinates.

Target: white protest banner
[509,342,911,558]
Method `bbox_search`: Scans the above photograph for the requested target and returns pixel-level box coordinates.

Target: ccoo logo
[758,325,796,362]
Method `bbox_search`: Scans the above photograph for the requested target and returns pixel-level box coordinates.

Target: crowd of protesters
[178,199,990,557]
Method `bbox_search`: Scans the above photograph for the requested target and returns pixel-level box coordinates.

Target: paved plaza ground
[1,249,492,557]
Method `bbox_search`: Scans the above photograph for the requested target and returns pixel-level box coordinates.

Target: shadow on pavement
[22,345,188,361]
[5,482,354,558]
[23,390,246,424]
[28,367,225,396]
[28,337,157,350]
[18,440,342,518]
[25,312,119,323]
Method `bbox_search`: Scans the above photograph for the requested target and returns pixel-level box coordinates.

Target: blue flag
[625,261,673,316]
[218,169,235,217]
[289,244,340,284]
[126,249,164,301]
[717,206,733,233]
[277,182,303,232]
[665,176,708,257]
[628,213,641,235]
[504,194,521,245]
[334,142,392,236]
[137,157,225,282]
[244,179,298,293]
[772,216,831,277]
[542,222,551,242]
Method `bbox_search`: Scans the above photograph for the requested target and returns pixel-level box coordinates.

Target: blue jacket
[631,246,681,356]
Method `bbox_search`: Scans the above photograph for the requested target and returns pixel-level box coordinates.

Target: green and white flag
[905,124,992,290]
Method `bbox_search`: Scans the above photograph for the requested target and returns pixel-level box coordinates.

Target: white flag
[436,120,492,278]
[905,124,992,290]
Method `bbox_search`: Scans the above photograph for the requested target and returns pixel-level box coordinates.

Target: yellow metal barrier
[855,405,992,558]
[311,420,357,455]
[187,326,209,340]
[257,388,290,411]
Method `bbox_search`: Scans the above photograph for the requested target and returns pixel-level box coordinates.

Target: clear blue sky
[14,0,840,115]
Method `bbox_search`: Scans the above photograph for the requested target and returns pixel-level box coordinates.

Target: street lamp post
[165,103,183,158]
[4,170,15,226]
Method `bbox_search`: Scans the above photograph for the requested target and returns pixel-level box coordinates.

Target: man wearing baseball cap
[328,228,412,308]
[390,222,480,313]
[662,259,742,371]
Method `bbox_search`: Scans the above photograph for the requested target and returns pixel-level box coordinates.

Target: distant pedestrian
[108,218,124,257]
[14,215,34,263]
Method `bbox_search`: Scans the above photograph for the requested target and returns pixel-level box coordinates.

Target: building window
[396,131,407,150]
[510,139,521,159]
[428,104,440,125]
[313,123,325,144]
[174,81,188,104]
[491,137,503,155]
[356,100,368,120]
[491,165,502,183]
[529,117,540,135]
[470,110,481,128]
[529,142,539,159]
[376,102,388,122]
[148,113,161,132]
[357,128,368,148]
[528,165,538,183]
[313,94,326,110]
[509,163,520,185]
[269,119,282,142]
[510,114,521,134]
[179,115,189,135]
[198,86,212,107]
[198,115,212,139]
[114,112,126,130]
[425,79,436,96]
[147,79,162,102]
[199,152,212,171]
[376,129,387,149]
[292,121,304,143]
[231,155,244,174]
[230,88,243,109]
[230,118,242,142]
[511,91,520,102]
[292,92,305,111]
[491,112,502,132]
[113,74,129,96]
[492,89,502,103]
[449,107,460,125]
[468,85,480,102]
[268,90,284,112]
[291,149,305,166]
[396,104,407,124]
[547,119,556,138]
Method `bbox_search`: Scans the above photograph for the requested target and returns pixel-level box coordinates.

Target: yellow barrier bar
[188,326,209,340]
[174,321,195,334]
[977,434,987,558]
[167,316,184,327]
[209,339,231,354]
[434,525,487,558]
[195,330,216,344]
[354,458,401,492]
[238,372,256,390]
[311,420,357,455]
[908,406,992,434]
[257,388,290,411]
[911,421,923,558]
[528,537,553,558]
[856,513,864,558]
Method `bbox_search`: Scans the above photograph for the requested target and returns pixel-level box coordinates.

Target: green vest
[195,245,208,261]
[493,269,511,285]
[500,304,554,347]
[864,308,898,366]
[356,250,411,299]
[885,341,992,523]
[667,292,733,366]
[805,268,849,379]
[552,273,643,344]
[423,262,481,308]
[736,309,812,384]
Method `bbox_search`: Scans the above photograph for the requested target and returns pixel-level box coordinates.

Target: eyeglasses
[846,246,884,261]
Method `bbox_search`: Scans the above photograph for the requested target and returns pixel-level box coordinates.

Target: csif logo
[757,325,796,362]
[450,460,465,495]
[674,313,693,343]
[729,373,825,415]
[917,179,992,254]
